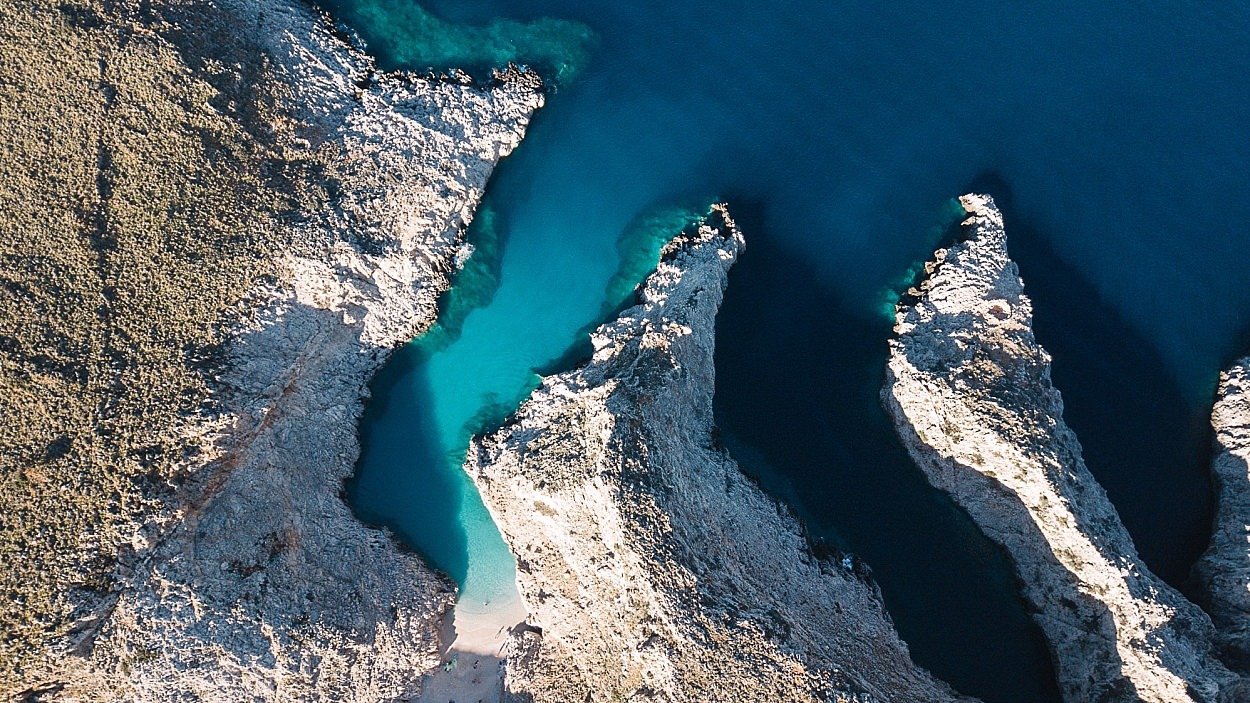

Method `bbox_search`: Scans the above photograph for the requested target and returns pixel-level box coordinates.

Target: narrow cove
[349,186,707,601]
[333,1,1250,701]
[347,87,711,632]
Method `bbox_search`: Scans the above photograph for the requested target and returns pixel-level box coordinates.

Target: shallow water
[348,121,701,607]
[337,2,1250,700]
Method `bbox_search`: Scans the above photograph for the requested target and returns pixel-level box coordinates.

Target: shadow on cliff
[1196,451,1250,673]
[1206,326,1250,673]
[882,399,1144,703]
[877,201,1148,699]
[710,196,1061,703]
[968,173,1215,596]
[347,343,471,584]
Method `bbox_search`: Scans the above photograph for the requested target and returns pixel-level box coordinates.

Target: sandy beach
[417,585,528,703]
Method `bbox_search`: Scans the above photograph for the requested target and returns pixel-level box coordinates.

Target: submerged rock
[1197,358,1250,671]
[467,205,970,702]
[883,194,1240,702]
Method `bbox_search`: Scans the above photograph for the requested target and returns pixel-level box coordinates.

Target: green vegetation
[0,0,334,685]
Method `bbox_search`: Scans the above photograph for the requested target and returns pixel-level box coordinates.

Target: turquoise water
[349,112,709,605]
[337,2,1250,701]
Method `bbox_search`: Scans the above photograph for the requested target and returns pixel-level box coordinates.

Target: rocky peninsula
[8,0,1249,700]
[465,205,970,702]
[883,194,1243,702]
[1197,358,1250,670]
[1,0,540,698]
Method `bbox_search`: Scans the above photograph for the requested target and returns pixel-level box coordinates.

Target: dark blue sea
[333,2,1250,701]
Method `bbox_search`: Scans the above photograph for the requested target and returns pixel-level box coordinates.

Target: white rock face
[57,0,543,700]
[883,194,1241,702]
[467,206,970,702]
[1197,358,1250,669]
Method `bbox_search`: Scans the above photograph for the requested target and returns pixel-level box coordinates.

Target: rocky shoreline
[1197,358,1250,670]
[882,194,1243,702]
[6,0,542,698]
[7,0,1250,700]
[465,205,969,702]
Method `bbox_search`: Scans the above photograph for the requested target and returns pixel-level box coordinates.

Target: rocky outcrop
[883,194,1241,702]
[1197,358,1250,670]
[33,0,543,699]
[466,206,969,702]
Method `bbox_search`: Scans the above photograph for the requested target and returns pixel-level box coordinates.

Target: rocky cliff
[1197,358,1250,670]
[465,205,969,702]
[3,0,542,699]
[882,194,1241,702]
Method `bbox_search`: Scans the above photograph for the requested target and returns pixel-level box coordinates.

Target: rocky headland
[8,0,1249,700]
[882,194,1243,702]
[465,205,970,702]
[1,0,541,698]
[1197,358,1250,670]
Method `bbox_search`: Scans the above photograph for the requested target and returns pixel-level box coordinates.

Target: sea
[330,2,1250,701]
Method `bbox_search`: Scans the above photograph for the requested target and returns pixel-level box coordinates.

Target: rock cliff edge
[1197,358,1250,670]
[883,194,1241,703]
[11,0,543,699]
[467,205,970,702]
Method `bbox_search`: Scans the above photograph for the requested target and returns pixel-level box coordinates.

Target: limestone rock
[883,194,1239,702]
[1197,358,1250,670]
[42,0,543,699]
[467,206,970,702]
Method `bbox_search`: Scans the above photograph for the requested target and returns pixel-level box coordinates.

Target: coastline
[5,1,1249,700]
[883,194,1238,702]
[415,592,528,702]
[2,0,542,698]
[464,205,970,701]
[1196,358,1250,669]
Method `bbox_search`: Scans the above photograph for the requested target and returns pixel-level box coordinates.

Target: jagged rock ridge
[883,194,1242,702]
[1197,358,1250,671]
[467,205,971,702]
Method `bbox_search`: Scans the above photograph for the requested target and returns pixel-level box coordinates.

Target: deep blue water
[334,2,1250,701]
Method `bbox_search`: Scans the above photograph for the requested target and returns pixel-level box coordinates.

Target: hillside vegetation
[0,0,331,683]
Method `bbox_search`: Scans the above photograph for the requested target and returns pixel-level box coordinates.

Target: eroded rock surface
[883,194,1240,702]
[467,206,969,702]
[1197,358,1250,670]
[23,0,543,699]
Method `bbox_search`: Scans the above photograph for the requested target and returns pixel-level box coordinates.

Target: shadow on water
[347,345,470,584]
[711,198,1060,703]
[968,173,1215,595]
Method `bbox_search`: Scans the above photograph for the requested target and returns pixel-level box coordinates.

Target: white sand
[417,584,528,703]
